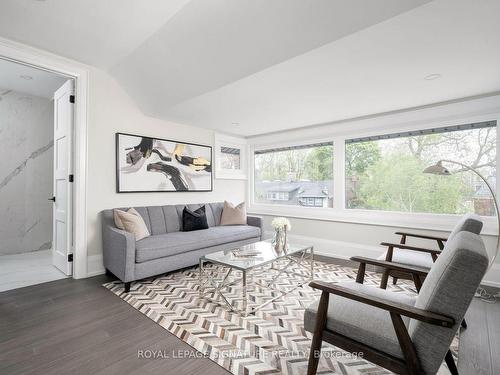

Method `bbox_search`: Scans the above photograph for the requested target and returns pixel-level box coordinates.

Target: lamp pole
[438,159,499,267]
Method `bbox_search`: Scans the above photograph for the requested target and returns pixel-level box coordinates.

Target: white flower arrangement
[271,217,291,231]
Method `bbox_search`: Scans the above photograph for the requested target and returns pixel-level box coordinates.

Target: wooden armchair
[305,231,488,375]
[375,213,483,289]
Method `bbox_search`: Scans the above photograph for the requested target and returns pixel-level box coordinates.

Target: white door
[52,80,74,275]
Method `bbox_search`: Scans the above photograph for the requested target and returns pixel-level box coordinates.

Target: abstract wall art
[116,133,212,192]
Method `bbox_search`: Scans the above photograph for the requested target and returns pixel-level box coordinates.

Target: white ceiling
[111,0,431,111]
[166,0,500,136]
[0,0,190,69]
[0,0,499,136]
[0,58,67,98]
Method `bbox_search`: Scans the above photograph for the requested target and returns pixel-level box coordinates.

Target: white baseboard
[87,254,105,277]
[264,231,500,288]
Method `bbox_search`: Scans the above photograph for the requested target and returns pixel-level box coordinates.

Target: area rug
[103,259,458,374]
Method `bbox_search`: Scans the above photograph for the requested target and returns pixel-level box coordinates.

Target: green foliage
[355,154,471,214]
[304,146,333,181]
[346,141,381,175]
[256,145,333,182]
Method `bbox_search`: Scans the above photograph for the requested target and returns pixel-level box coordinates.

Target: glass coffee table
[199,240,314,316]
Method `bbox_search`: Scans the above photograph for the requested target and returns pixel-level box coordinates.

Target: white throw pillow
[113,208,150,240]
[114,207,141,230]
[220,201,246,226]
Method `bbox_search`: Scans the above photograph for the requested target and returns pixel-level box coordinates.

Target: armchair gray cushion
[305,281,416,359]
[409,231,488,374]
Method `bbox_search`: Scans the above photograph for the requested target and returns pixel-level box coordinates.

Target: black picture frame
[115,132,213,193]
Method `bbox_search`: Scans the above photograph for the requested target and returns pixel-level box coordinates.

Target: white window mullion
[333,136,345,211]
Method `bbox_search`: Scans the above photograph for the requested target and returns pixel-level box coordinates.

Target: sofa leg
[105,269,113,277]
[461,319,467,329]
[392,277,398,285]
[124,282,131,293]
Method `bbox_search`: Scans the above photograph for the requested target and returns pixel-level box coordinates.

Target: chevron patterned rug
[103,259,457,374]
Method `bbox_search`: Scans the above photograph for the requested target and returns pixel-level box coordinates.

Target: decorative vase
[273,225,288,252]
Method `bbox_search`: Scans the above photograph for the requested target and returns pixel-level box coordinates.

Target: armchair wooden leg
[445,350,459,375]
[380,269,390,289]
[411,273,422,293]
[381,246,394,289]
[356,263,366,284]
[307,291,329,375]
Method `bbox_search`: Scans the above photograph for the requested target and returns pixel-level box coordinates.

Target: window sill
[248,204,498,236]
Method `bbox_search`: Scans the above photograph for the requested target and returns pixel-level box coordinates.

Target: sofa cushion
[135,225,261,263]
[304,281,417,359]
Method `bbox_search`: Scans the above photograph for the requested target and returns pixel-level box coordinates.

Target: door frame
[0,36,89,279]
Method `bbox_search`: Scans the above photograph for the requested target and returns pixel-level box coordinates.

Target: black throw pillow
[182,205,209,232]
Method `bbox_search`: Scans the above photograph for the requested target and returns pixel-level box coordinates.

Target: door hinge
[69,174,74,182]
[69,95,75,103]
[68,254,73,262]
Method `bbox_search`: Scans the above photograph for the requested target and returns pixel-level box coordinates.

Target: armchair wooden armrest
[350,256,429,276]
[395,231,448,242]
[395,231,447,250]
[309,281,454,328]
[351,256,429,291]
[380,242,442,256]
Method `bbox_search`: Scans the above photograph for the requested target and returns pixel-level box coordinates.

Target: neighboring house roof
[264,183,300,193]
[258,180,332,197]
[297,185,329,198]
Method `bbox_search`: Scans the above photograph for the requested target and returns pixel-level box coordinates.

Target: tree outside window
[345,123,497,216]
[254,143,333,207]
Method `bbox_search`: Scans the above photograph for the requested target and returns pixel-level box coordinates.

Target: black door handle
[48,196,56,202]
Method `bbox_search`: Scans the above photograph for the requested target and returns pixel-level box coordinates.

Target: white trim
[87,254,106,277]
[251,205,499,236]
[264,230,500,288]
[214,133,248,180]
[0,37,89,279]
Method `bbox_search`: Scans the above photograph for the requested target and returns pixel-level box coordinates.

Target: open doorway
[0,58,74,291]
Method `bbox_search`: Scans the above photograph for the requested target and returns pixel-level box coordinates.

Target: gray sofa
[102,202,262,292]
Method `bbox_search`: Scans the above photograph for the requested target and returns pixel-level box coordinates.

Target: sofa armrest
[247,215,263,237]
[247,215,263,228]
[102,225,136,282]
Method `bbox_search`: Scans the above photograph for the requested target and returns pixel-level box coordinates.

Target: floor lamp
[424,160,499,301]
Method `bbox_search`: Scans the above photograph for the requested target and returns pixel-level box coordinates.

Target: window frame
[247,114,500,236]
[252,138,334,209]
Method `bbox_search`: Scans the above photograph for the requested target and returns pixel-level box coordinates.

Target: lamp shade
[423,161,451,175]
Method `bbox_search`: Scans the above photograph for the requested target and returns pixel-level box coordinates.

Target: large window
[254,142,334,207]
[346,121,497,216]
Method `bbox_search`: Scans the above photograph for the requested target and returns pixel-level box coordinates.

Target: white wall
[248,94,500,287]
[86,69,246,272]
[0,88,53,255]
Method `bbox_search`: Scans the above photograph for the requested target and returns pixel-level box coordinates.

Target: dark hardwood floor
[0,275,230,375]
[1,270,499,375]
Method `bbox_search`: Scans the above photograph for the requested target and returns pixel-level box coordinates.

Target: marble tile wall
[0,88,53,255]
